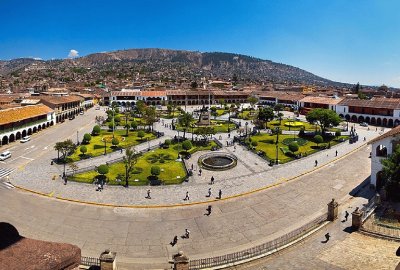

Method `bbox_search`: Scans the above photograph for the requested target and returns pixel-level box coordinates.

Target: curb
[13,143,368,209]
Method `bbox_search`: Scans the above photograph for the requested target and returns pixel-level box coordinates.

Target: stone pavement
[232,183,400,270]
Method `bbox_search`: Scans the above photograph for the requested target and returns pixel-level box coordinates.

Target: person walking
[184,229,190,239]
[199,168,202,176]
[207,188,212,197]
[344,211,349,221]
[184,191,190,201]
[324,233,330,242]
[170,236,178,246]
[210,176,215,185]
[315,160,318,167]
[146,189,151,199]
[335,150,338,157]
[218,189,222,199]
[205,205,212,216]
[191,164,194,170]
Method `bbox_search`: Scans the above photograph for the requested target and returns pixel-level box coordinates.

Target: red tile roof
[368,126,400,144]
[0,105,54,126]
[300,96,344,105]
[338,97,400,109]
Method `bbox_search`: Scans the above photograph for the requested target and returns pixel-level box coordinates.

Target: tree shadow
[343,226,356,234]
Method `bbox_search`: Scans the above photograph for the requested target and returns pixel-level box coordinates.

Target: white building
[368,126,400,190]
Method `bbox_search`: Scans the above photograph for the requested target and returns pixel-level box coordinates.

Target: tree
[314,135,323,148]
[151,166,161,179]
[135,100,146,116]
[352,82,360,94]
[306,108,341,135]
[137,130,145,141]
[195,126,215,142]
[210,106,217,118]
[274,104,284,125]
[123,147,138,187]
[258,106,274,129]
[111,138,119,148]
[167,104,172,116]
[143,106,157,131]
[108,120,115,131]
[114,115,121,124]
[381,145,400,200]
[182,140,193,151]
[97,164,109,182]
[68,162,79,176]
[248,96,258,111]
[289,141,299,153]
[219,99,225,108]
[335,130,341,139]
[79,145,87,156]
[178,112,194,139]
[83,133,91,144]
[54,139,76,176]
[92,125,101,136]
[190,81,198,89]
[130,121,138,130]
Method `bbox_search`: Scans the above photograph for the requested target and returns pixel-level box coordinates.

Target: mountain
[0,49,347,87]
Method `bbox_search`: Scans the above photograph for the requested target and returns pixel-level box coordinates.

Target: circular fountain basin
[199,152,237,171]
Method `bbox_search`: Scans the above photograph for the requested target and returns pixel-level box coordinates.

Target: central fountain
[199,152,237,171]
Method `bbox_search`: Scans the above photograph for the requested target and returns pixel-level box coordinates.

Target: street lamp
[177,130,180,142]
[245,122,248,138]
[104,139,107,155]
[191,124,194,141]
[76,130,79,145]
[275,127,280,165]
[147,137,150,151]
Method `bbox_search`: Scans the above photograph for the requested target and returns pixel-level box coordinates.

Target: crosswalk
[0,181,14,190]
[0,168,13,179]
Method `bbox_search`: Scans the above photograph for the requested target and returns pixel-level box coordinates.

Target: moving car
[20,136,31,143]
[0,151,11,161]
[95,106,100,110]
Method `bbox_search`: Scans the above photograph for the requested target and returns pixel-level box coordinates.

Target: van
[20,136,31,143]
[0,151,11,161]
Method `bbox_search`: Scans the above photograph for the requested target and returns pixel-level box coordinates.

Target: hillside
[0,48,347,87]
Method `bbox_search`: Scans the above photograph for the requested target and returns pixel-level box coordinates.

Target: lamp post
[112,107,115,138]
[104,139,107,155]
[245,122,248,138]
[191,124,194,141]
[177,130,180,143]
[275,127,280,165]
[76,130,79,145]
[147,137,150,151]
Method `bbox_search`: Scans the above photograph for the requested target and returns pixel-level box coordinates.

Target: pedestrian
[184,229,190,239]
[191,164,194,170]
[207,188,211,197]
[184,191,190,201]
[226,141,228,146]
[324,233,330,242]
[210,176,215,185]
[335,150,338,157]
[228,133,231,138]
[315,160,318,167]
[205,205,212,216]
[146,189,151,199]
[344,210,349,221]
[376,127,378,131]
[120,148,123,154]
[234,145,236,152]
[170,236,178,246]
[364,137,366,141]
[218,189,222,199]
[199,169,202,176]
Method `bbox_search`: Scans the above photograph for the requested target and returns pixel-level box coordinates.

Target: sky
[1,0,400,87]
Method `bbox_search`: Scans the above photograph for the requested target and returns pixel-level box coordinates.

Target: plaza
[0,102,388,269]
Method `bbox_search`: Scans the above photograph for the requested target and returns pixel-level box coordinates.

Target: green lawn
[175,120,236,133]
[268,119,342,132]
[249,133,348,164]
[68,129,156,162]
[236,110,257,120]
[159,111,182,119]
[105,114,146,127]
[70,140,218,186]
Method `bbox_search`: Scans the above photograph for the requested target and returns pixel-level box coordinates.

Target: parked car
[360,122,368,127]
[79,111,84,115]
[95,106,100,110]
[20,136,31,143]
[0,151,11,161]
[69,115,75,120]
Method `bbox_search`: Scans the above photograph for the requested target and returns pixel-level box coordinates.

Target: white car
[79,111,84,115]
[20,136,31,143]
[0,151,11,161]
[360,122,368,127]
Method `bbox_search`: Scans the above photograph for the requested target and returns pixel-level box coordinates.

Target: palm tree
[178,112,194,139]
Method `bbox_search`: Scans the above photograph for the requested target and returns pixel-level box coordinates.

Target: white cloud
[33,57,42,60]
[68,49,79,58]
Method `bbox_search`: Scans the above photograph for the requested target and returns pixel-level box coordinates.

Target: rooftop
[338,97,400,109]
[300,95,344,105]
[0,105,54,126]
